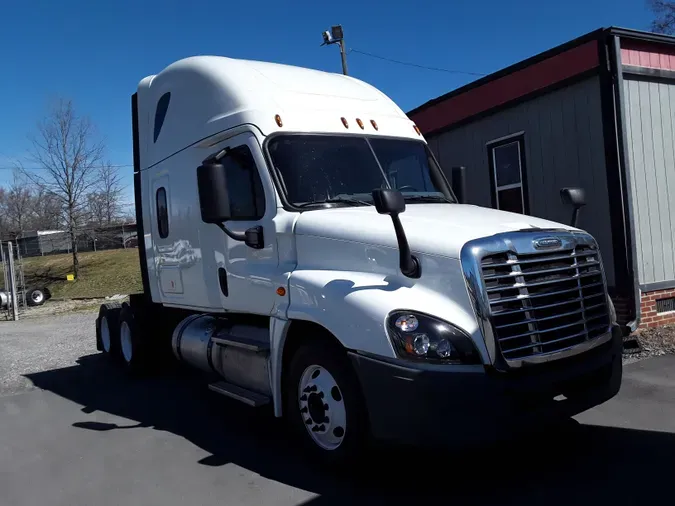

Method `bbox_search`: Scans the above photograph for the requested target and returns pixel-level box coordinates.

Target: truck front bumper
[349,325,622,447]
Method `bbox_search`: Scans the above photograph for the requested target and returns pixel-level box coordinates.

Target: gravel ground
[5,297,125,320]
[623,324,675,364]
[0,309,98,397]
[1,298,674,396]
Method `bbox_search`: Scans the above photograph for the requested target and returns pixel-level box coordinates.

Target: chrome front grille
[460,230,613,367]
[480,245,610,361]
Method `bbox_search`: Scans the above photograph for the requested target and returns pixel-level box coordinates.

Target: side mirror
[560,187,586,228]
[197,162,231,223]
[196,160,265,249]
[372,189,420,278]
[372,188,406,215]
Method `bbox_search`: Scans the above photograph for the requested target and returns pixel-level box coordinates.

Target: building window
[487,134,528,214]
[218,145,265,220]
[156,187,169,238]
[154,92,171,143]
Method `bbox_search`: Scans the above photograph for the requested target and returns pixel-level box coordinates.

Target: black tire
[96,303,122,355]
[285,341,369,467]
[26,288,46,307]
[118,304,152,375]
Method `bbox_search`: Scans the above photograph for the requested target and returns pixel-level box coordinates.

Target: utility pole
[322,25,348,75]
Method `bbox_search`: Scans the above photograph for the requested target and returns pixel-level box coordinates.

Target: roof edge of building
[408,26,675,120]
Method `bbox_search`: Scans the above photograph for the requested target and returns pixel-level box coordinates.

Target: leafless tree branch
[20,99,104,278]
[648,0,675,34]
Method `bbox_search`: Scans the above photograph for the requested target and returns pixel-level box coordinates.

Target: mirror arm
[390,214,420,278]
[571,207,580,228]
[215,222,246,242]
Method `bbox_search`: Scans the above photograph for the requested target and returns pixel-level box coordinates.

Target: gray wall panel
[430,76,616,286]
[624,77,675,286]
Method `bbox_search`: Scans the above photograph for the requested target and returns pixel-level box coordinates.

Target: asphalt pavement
[1,322,674,505]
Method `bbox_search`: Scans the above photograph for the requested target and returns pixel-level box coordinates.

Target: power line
[349,48,487,77]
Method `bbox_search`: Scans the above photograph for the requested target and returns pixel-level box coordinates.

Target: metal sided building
[409,27,675,331]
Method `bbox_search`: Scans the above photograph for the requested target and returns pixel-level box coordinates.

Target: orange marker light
[413,124,421,136]
[276,287,286,296]
[275,114,283,127]
[341,117,349,129]
[370,119,378,130]
[356,118,364,129]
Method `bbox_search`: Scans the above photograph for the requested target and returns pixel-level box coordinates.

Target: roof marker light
[371,119,378,130]
[275,114,283,127]
[356,118,364,129]
[413,124,421,136]
[341,117,349,128]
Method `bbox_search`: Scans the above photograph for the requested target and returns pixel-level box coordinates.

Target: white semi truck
[96,56,622,463]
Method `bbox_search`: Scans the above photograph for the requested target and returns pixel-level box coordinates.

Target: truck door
[207,132,280,315]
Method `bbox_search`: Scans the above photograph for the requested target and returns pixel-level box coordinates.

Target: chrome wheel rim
[298,365,346,451]
[100,316,111,353]
[120,321,133,363]
[31,291,44,303]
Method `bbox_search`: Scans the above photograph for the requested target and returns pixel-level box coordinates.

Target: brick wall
[640,289,675,328]
[610,296,631,326]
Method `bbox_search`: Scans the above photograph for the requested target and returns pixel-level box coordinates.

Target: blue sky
[0,0,655,203]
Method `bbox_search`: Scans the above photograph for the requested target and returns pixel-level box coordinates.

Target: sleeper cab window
[488,135,527,214]
[156,187,169,238]
[153,92,171,143]
[220,145,265,220]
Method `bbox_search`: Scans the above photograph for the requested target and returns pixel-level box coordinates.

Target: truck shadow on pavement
[26,353,674,506]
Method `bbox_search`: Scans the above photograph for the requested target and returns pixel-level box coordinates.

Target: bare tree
[89,163,125,226]
[32,188,62,230]
[0,187,8,238]
[22,99,104,278]
[649,0,675,34]
[4,172,34,239]
[87,192,106,227]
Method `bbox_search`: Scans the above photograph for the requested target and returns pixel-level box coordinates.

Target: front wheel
[285,342,368,466]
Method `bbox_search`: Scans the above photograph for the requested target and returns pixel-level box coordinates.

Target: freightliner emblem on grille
[533,237,563,249]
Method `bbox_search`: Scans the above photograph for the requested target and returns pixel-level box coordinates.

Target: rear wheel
[96,303,122,354]
[118,304,151,374]
[285,341,368,466]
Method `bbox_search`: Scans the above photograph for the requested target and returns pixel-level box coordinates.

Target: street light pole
[338,39,348,76]
[322,25,348,76]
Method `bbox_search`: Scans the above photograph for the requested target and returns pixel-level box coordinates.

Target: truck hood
[294,203,577,259]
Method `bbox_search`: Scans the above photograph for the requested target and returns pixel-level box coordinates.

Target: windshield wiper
[295,196,373,208]
[403,195,454,204]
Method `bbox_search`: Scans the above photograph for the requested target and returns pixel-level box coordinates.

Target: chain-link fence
[11,223,137,258]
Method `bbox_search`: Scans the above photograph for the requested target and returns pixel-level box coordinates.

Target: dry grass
[17,249,142,299]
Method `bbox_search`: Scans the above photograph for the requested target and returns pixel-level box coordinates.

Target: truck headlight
[386,311,480,365]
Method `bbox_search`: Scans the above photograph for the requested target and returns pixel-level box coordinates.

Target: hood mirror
[560,187,586,228]
[372,189,420,279]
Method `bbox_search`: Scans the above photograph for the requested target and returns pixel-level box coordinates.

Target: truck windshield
[266,135,455,208]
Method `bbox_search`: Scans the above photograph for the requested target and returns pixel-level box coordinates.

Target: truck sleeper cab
[95,56,622,463]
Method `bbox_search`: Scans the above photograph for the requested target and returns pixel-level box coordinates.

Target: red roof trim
[410,40,600,135]
[621,39,675,71]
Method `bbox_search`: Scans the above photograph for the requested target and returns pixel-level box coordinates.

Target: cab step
[208,381,270,407]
